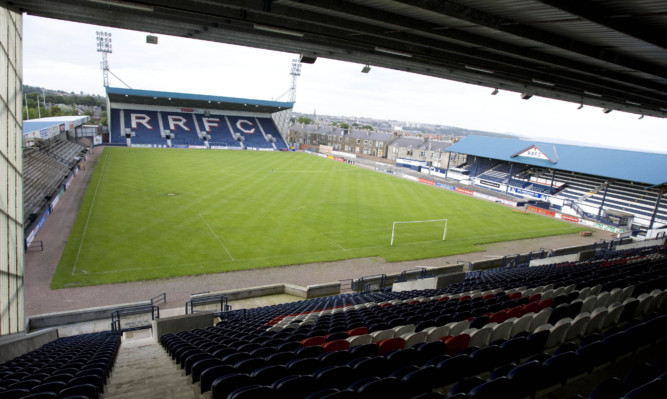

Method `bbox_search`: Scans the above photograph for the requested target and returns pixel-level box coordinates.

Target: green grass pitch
[52,147,585,288]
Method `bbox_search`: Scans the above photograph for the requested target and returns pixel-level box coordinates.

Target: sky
[22,15,667,154]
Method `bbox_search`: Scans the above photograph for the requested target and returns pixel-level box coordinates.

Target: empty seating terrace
[0,332,120,398]
[5,244,665,398]
[549,171,667,222]
[109,109,289,149]
[23,140,86,223]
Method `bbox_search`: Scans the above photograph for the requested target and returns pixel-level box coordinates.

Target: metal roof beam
[536,0,667,50]
[393,0,667,80]
[274,0,667,96]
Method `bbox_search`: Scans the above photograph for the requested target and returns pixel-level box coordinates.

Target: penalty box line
[199,214,235,261]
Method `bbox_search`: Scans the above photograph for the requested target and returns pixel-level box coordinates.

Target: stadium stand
[257,118,289,150]
[3,241,665,398]
[159,112,205,147]
[109,108,289,150]
[23,140,86,224]
[193,114,240,149]
[226,116,275,150]
[0,332,120,398]
[444,137,667,233]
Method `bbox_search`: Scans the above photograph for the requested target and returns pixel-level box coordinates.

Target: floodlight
[603,108,613,114]
[491,88,499,95]
[520,93,533,100]
[361,64,371,73]
[577,103,584,109]
[639,114,644,120]
[146,35,158,44]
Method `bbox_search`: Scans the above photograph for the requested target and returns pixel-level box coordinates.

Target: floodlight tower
[96,31,112,87]
[288,59,301,103]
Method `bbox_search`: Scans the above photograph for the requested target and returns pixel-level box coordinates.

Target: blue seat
[401,365,440,397]
[507,360,541,398]
[314,366,358,390]
[199,365,234,393]
[589,377,630,399]
[285,357,323,375]
[447,376,485,396]
[210,373,253,399]
[272,374,319,397]
[356,377,407,397]
[436,355,473,387]
[469,345,504,374]
[468,376,513,399]
[540,351,583,388]
[622,378,667,399]
[227,385,273,399]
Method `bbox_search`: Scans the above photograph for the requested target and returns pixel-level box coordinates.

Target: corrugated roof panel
[447,136,667,186]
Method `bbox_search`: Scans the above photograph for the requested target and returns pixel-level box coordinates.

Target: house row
[286,123,456,166]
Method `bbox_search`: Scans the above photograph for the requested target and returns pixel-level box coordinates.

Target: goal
[390,219,448,246]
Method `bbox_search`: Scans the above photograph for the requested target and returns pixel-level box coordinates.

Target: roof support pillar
[596,181,610,220]
[505,162,513,195]
[649,187,664,230]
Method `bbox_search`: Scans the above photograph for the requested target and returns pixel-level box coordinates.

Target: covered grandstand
[438,136,667,234]
[106,87,292,151]
[3,1,667,399]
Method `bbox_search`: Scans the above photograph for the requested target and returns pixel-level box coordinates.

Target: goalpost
[390,219,448,246]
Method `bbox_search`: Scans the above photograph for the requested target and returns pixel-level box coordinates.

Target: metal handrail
[151,292,166,307]
[110,303,159,333]
[185,294,228,314]
[356,274,386,293]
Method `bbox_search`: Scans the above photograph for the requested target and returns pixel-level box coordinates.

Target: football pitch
[52,147,584,288]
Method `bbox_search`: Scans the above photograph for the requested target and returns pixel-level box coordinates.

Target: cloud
[21,15,667,154]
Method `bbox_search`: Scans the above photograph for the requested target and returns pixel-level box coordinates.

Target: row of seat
[0,332,120,399]
[188,312,667,398]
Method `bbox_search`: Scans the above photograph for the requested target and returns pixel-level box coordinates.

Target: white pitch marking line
[319,232,346,250]
[72,150,109,276]
[199,214,235,261]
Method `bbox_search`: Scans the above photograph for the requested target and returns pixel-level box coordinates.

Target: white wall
[0,6,25,336]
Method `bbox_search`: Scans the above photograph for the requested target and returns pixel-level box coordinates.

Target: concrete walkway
[24,147,607,317]
[105,332,203,399]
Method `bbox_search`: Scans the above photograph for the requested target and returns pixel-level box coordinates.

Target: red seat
[506,306,524,319]
[346,327,369,337]
[489,310,508,324]
[537,298,554,310]
[377,337,405,355]
[300,336,325,347]
[523,302,540,314]
[442,334,470,356]
[509,292,522,299]
[321,339,349,353]
[528,294,542,303]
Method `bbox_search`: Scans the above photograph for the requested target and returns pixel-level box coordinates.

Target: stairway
[105,332,203,399]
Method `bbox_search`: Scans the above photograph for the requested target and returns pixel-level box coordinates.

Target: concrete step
[104,333,201,399]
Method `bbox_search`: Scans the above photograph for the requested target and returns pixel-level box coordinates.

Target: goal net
[390,219,448,246]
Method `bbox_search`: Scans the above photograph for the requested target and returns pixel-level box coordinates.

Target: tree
[361,125,374,131]
[296,116,313,124]
[339,122,350,129]
[49,106,65,117]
